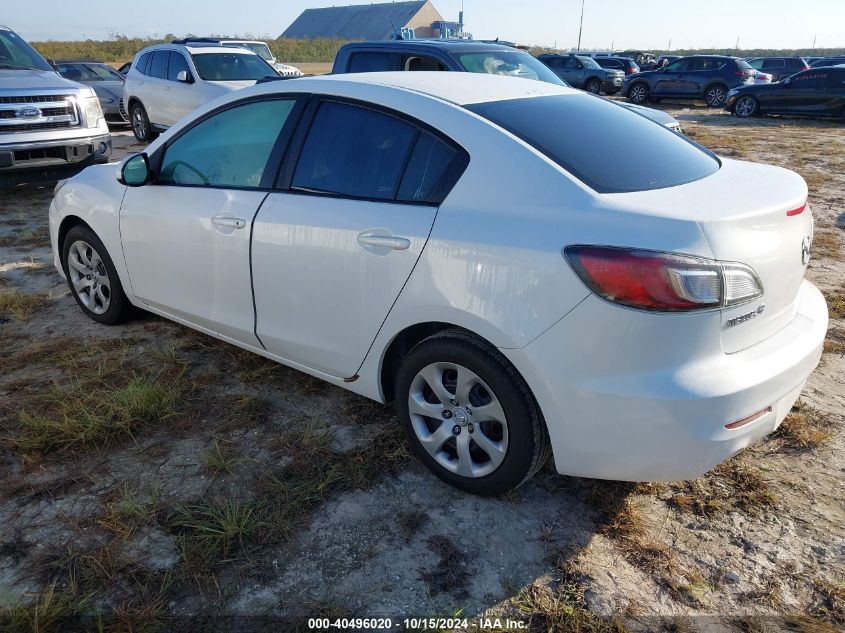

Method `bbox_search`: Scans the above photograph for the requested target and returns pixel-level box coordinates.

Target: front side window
[292,101,417,200]
[167,52,190,81]
[457,51,566,85]
[467,94,720,194]
[159,99,296,188]
[88,64,124,81]
[190,53,276,81]
[57,64,100,82]
[664,59,690,72]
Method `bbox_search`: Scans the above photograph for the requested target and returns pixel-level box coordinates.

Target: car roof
[343,39,516,54]
[272,71,575,106]
[142,43,255,55]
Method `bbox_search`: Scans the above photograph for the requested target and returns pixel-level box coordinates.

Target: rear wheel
[705,84,728,108]
[395,330,549,496]
[585,78,602,94]
[628,82,650,104]
[130,102,156,143]
[734,95,758,118]
[62,225,132,325]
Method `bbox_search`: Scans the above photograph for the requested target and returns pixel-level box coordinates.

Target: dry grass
[825,291,845,319]
[813,231,843,262]
[811,577,845,626]
[0,225,50,249]
[0,290,49,320]
[775,403,834,451]
[685,128,750,158]
[669,459,778,517]
[824,327,845,355]
[98,484,160,539]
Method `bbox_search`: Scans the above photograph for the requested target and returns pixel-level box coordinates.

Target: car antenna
[390,20,402,40]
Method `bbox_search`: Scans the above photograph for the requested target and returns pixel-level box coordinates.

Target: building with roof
[281,1,445,40]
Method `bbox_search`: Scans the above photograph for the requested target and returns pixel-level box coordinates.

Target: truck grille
[0,95,80,133]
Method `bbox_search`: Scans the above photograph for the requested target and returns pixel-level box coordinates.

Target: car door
[161,51,202,126]
[121,97,301,345]
[140,50,170,127]
[777,70,833,113]
[653,58,689,95]
[561,56,585,88]
[252,98,467,378]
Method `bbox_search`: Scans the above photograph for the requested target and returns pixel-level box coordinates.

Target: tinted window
[191,53,276,81]
[167,52,190,81]
[467,95,719,194]
[292,102,416,200]
[597,59,621,69]
[748,59,765,70]
[397,132,459,204]
[404,55,446,71]
[762,59,785,70]
[457,51,565,85]
[543,57,565,69]
[348,52,397,72]
[149,51,168,79]
[136,52,152,75]
[664,58,690,72]
[57,64,99,81]
[578,56,601,69]
[159,99,295,188]
[689,58,725,71]
[564,57,581,69]
[87,64,124,81]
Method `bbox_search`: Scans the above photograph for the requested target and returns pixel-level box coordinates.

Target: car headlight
[83,95,104,128]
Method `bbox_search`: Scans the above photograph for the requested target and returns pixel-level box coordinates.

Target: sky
[10,0,845,50]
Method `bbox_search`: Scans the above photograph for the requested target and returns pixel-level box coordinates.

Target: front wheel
[734,95,758,118]
[705,84,728,108]
[62,225,132,325]
[395,330,549,496]
[628,82,650,104]
[585,79,602,94]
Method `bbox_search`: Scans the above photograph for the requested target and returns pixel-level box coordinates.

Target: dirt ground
[0,104,843,633]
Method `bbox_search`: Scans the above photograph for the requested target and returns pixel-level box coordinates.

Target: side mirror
[46,58,57,69]
[119,153,150,187]
[176,70,193,83]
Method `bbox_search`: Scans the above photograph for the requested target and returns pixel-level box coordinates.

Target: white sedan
[49,73,827,495]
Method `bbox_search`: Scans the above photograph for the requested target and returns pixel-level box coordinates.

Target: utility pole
[577,0,585,51]
[668,38,672,51]
[813,35,817,50]
[735,36,740,55]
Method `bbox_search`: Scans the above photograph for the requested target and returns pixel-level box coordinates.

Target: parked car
[123,42,278,142]
[726,66,845,119]
[55,61,129,125]
[538,54,625,94]
[0,25,110,187]
[332,40,682,131]
[171,38,303,77]
[745,57,809,82]
[751,69,773,84]
[594,56,640,75]
[624,55,755,107]
[49,73,826,495]
[810,56,845,68]
[615,50,657,68]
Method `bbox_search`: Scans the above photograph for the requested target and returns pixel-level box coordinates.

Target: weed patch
[0,290,48,320]
[775,403,834,451]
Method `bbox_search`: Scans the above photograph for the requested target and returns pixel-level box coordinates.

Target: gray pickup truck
[0,26,111,187]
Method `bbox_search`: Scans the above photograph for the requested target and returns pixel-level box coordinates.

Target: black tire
[734,95,759,118]
[585,78,602,94]
[62,225,132,325]
[130,101,156,143]
[395,329,550,496]
[628,81,650,104]
[704,84,728,108]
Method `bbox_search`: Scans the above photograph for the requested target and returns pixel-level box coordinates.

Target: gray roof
[281,1,429,40]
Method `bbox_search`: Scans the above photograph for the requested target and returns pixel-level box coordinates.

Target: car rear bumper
[502,280,828,481]
[0,134,111,186]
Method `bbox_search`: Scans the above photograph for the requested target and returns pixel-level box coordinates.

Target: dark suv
[746,57,809,82]
[538,54,625,94]
[623,55,755,107]
[594,56,639,75]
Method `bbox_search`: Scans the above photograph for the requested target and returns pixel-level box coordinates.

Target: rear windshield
[191,52,276,81]
[467,95,719,193]
[224,42,273,61]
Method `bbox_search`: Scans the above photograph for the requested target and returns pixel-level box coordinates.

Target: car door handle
[357,233,411,251]
[211,215,247,230]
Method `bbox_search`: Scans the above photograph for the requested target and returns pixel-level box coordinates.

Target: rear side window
[762,59,786,70]
[148,51,168,79]
[348,52,397,73]
[396,131,459,204]
[467,95,719,194]
[292,102,417,200]
[167,52,190,81]
[136,52,152,75]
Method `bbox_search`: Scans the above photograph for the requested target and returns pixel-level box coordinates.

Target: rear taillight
[787,199,807,216]
[564,246,764,312]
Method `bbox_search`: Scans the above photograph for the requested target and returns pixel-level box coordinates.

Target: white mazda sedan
[49,73,828,496]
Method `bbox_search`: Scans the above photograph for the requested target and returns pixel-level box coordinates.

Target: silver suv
[0,26,111,186]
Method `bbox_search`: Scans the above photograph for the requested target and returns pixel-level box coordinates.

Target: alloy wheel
[131,107,148,141]
[706,86,726,107]
[629,83,648,103]
[735,96,757,117]
[586,80,601,94]
[407,362,509,479]
[67,240,111,314]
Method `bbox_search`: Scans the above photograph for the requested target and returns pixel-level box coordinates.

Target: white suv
[123,43,278,142]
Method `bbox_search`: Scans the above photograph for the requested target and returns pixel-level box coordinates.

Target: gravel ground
[0,105,842,633]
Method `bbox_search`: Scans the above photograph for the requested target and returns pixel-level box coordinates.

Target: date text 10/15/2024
[308,617,527,630]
